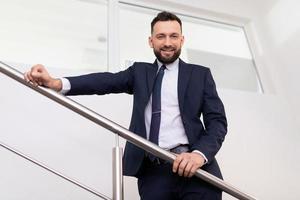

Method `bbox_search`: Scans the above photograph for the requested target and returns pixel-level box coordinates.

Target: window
[119,3,262,92]
[119,4,156,66]
[182,16,261,92]
[0,0,108,71]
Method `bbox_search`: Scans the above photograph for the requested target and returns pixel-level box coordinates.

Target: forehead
[152,20,181,35]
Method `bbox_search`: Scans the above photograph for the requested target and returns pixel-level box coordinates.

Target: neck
[157,58,179,67]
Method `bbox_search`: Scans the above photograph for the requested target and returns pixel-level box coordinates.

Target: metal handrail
[0,61,257,200]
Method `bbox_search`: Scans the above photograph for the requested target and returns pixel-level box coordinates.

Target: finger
[188,165,199,178]
[32,81,38,87]
[183,162,193,177]
[31,66,43,79]
[177,158,188,176]
[26,71,37,85]
[26,71,33,81]
[30,65,46,85]
[173,155,183,173]
[24,72,30,82]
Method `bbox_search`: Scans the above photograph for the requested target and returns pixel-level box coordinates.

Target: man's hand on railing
[24,64,62,92]
[172,152,205,178]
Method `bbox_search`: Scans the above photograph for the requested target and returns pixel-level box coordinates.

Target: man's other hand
[172,152,205,178]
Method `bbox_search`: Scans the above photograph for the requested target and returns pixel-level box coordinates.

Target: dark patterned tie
[149,65,166,145]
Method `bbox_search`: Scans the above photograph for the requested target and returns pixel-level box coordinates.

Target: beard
[153,46,181,64]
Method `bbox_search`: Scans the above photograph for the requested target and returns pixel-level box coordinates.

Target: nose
[164,36,172,46]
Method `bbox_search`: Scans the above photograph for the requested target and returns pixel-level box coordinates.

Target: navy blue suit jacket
[66,59,227,178]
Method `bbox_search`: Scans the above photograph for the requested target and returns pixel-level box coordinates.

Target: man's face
[149,20,184,64]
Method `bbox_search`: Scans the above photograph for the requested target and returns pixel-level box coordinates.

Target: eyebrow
[155,32,180,36]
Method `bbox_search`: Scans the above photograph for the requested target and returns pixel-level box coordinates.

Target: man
[25,11,227,200]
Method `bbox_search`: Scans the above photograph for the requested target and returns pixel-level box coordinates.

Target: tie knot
[160,65,166,71]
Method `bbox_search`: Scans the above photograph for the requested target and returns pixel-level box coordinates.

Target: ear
[148,36,154,48]
[180,35,185,47]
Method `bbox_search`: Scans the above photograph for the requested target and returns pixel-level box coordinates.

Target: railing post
[112,135,123,200]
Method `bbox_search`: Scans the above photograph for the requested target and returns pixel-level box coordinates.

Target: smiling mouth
[161,48,175,55]
[161,47,176,52]
[161,51,174,57]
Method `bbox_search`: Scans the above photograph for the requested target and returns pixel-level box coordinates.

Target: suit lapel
[178,59,193,114]
[146,61,159,97]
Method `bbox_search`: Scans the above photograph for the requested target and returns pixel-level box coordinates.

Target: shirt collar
[156,58,179,71]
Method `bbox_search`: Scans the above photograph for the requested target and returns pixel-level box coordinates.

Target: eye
[171,34,179,39]
[156,34,165,40]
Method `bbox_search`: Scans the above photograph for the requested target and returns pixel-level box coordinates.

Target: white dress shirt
[145,59,207,162]
[60,77,71,95]
[144,59,188,150]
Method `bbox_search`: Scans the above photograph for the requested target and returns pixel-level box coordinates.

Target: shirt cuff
[59,78,71,95]
[192,150,208,164]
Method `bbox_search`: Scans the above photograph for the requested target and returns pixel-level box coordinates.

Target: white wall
[219,90,300,200]
[251,0,300,125]
[1,0,300,200]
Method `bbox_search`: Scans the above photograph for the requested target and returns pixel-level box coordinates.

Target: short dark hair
[151,11,182,33]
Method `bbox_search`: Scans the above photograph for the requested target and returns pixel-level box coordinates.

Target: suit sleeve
[65,66,134,96]
[192,69,227,163]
